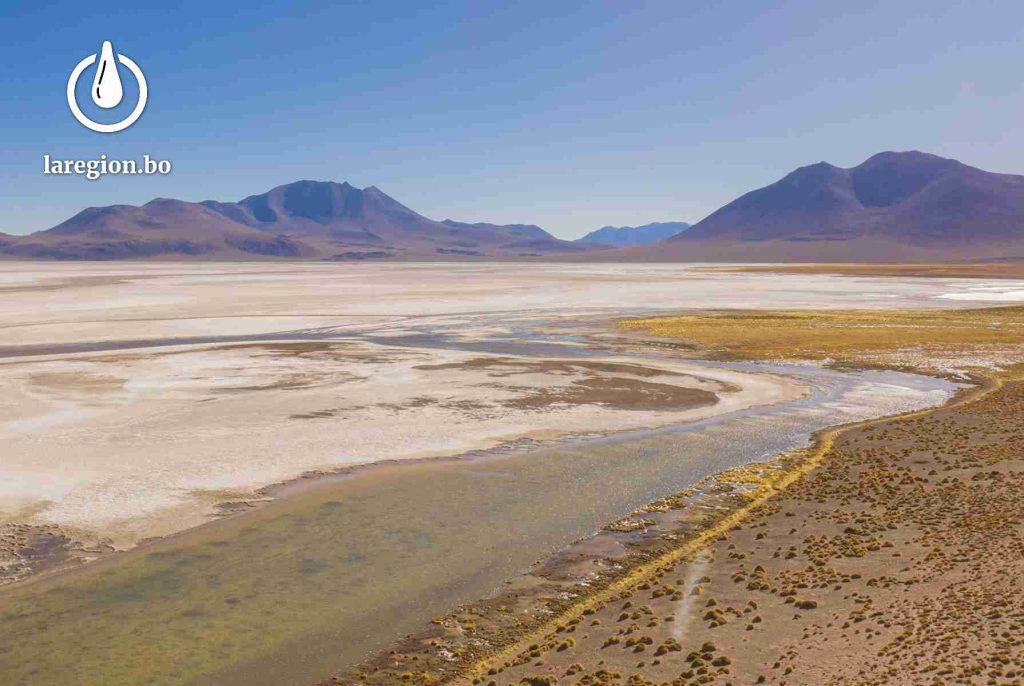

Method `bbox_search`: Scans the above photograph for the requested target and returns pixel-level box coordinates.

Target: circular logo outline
[67,52,148,133]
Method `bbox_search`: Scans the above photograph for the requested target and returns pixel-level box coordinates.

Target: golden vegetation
[619,306,1024,363]
[327,309,1024,686]
[447,369,1024,686]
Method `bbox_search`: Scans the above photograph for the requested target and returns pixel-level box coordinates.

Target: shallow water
[4,261,1000,685]
[0,362,955,686]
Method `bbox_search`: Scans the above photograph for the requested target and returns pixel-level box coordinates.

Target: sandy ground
[2,265,1024,686]
[355,370,1022,686]
[329,306,1024,686]
[0,364,958,686]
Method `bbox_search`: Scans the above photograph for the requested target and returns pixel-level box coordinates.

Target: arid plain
[1,262,1023,686]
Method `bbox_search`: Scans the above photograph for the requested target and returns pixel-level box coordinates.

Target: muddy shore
[0,361,952,686]
[326,306,1024,686]
[325,373,1001,686]
[0,344,795,587]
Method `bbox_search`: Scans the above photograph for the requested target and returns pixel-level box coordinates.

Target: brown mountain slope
[439,220,590,255]
[5,199,312,260]
[200,181,589,259]
[6,154,1024,261]
[2,182,591,260]
[616,151,1024,262]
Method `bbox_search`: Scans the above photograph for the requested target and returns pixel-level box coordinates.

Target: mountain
[5,199,313,259]
[439,220,590,255]
[2,181,588,260]
[200,181,441,242]
[619,151,1024,262]
[576,222,690,247]
[6,154,1024,262]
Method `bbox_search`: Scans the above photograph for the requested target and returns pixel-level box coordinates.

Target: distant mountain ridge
[618,151,1024,262]
[5,152,1024,261]
[576,222,690,246]
[2,181,591,260]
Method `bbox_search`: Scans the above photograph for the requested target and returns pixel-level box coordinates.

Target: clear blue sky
[3,0,1023,238]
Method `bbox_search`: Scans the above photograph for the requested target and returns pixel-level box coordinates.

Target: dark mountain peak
[851,151,964,207]
[358,186,423,215]
[780,160,846,184]
[859,150,952,167]
[801,160,839,171]
[235,180,363,224]
[656,150,1024,259]
[680,161,859,243]
[259,179,355,192]
[201,180,441,238]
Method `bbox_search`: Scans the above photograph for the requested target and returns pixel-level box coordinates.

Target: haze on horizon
[3,0,1024,239]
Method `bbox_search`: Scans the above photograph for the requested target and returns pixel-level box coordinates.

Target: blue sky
[2,0,1023,238]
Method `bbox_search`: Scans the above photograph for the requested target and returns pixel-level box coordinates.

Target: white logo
[67,41,148,133]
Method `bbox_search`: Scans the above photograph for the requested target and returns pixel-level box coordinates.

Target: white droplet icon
[91,41,124,108]
[68,41,148,132]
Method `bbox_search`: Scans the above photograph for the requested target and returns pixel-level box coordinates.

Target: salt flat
[1,262,1021,348]
[0,262,1021,556]
[0,342,796,547]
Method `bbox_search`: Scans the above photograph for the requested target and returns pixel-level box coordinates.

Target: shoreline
[0,350,805,591]
[0,344,798,569]
[0,358,959,686]
[331,369,997,686]
[0,265,1022,686]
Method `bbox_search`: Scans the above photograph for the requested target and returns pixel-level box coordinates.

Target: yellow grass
[619,306,1024,362]
[455,373,1005,685]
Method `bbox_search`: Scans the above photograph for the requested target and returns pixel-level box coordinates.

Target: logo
[67,41,148,133]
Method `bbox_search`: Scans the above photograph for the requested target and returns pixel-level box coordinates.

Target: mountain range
[618,151,1024,262]
[1,182,592,260]
[576,222,691,247]
[3,151,1023,262]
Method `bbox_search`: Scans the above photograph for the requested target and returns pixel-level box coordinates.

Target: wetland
[1,263,1022,686]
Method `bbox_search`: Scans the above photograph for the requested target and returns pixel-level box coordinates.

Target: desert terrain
[334,305,1024,686]
[0,263,1023,686]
